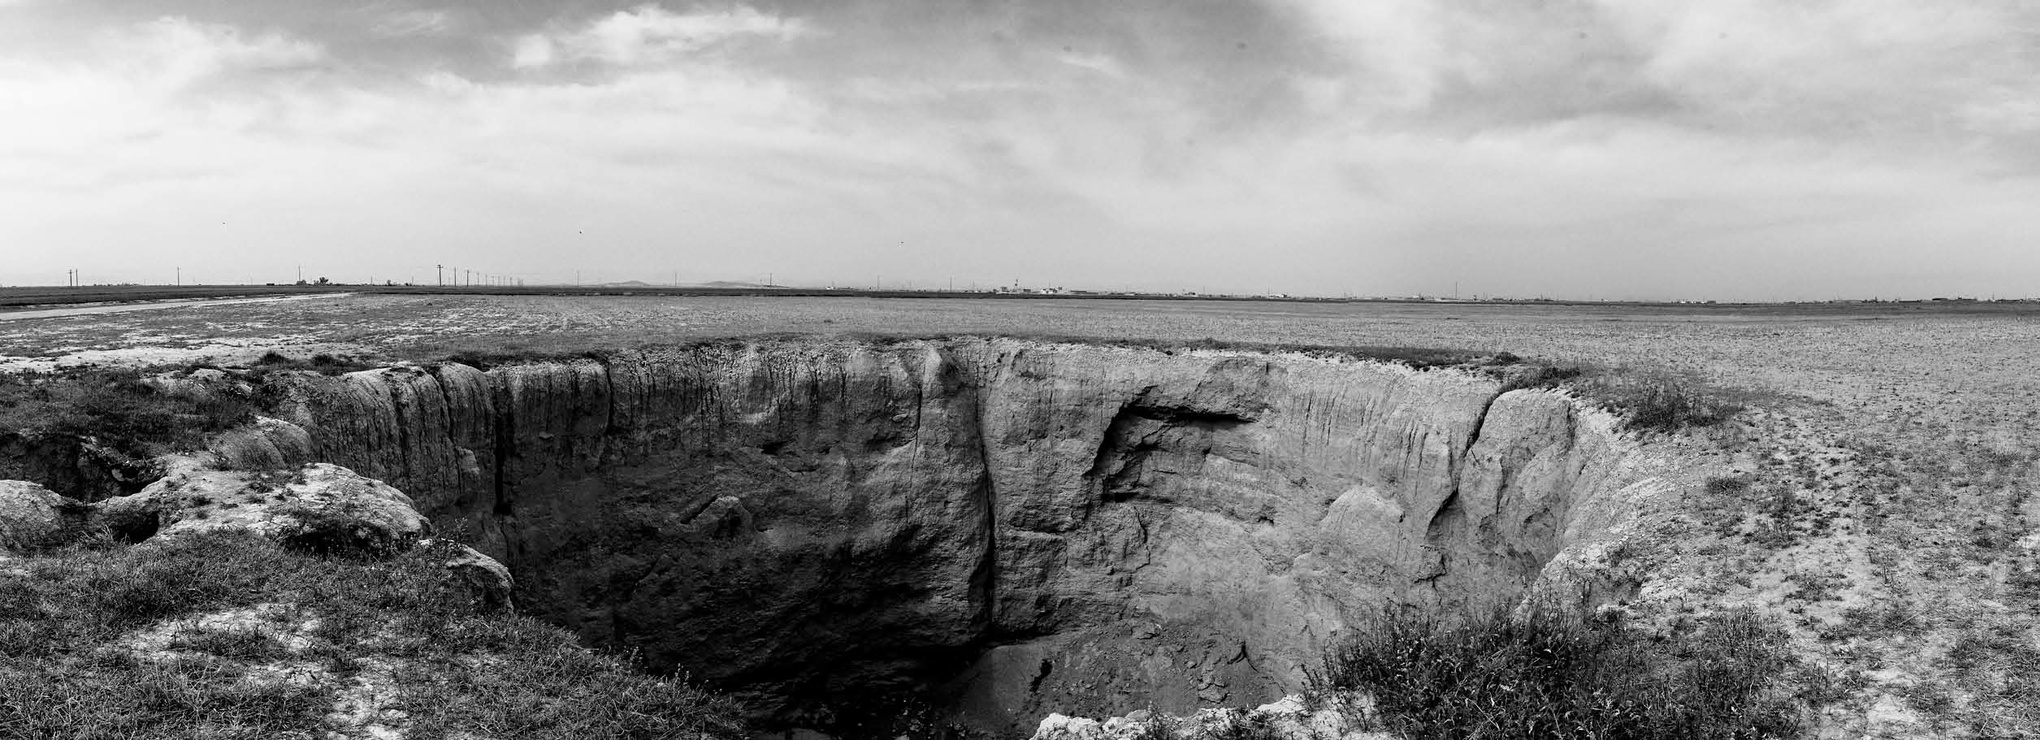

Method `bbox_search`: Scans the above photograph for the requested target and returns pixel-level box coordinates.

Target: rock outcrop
[240,337,1678,732]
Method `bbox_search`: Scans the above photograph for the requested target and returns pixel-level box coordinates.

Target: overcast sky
[3,1,2037,300]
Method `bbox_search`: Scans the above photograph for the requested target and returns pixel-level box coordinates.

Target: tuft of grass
[1316,605,1808,740]
[1133,712,1179,740]
[1201,710,1287,740]
[166,628,294,662]
[1706,476,1753,497]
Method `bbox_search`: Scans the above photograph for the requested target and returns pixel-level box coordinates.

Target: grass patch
[1316,605,1809,740]
[1568,369,1745,433]
[246,351,379,377]
[0,368,263,457]
[430,348,610,372]
[0,530,746,739]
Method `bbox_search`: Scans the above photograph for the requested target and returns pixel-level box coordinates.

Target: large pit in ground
[207,337,1667,734]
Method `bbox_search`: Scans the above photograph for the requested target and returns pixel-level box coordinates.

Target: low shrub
[1498,363,1588,393]
[1706,476,1753,497]
[1569,370,1743,433]
[1316,605,1806,740]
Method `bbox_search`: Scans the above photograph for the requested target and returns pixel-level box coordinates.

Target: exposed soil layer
[235,337,1672,734]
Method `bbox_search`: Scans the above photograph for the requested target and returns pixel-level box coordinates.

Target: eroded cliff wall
[265,337,1667,730]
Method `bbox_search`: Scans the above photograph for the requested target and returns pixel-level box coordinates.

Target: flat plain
[4,293,2036,737]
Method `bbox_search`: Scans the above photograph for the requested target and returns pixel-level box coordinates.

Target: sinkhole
[113,337,1671,735]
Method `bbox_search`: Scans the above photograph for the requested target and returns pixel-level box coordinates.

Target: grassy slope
[0,531,746,739]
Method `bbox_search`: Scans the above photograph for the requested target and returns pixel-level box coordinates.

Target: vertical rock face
[266,338,1670,732]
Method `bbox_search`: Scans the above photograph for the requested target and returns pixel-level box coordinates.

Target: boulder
[0,480,77,554]
[208,417,316,473]
[433,540,515,612]
[97,463,429,557]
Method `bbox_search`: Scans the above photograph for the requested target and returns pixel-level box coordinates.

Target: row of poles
[436,265,523,288]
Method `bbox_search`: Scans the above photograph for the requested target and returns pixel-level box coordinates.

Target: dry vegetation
[1313,606,1812,740]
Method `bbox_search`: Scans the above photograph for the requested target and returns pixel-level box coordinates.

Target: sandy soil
[2,293,2034,737]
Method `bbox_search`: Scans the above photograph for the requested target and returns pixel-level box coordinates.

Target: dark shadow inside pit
[0,431,164,503]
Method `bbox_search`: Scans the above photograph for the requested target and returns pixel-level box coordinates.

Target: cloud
[1592,0,2035,138]
[0,16,325,184]
[1054,50,1126,79]
[1272,0,1451,111]
[1268,0,2040,150]
[511,34,555,69]
[373,9,454,38]
[4,2,2040,298]
[121,17,324,89]
[513,4,808,69]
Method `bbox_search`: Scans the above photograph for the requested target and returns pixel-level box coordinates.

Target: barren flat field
[4,293,2037,736]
